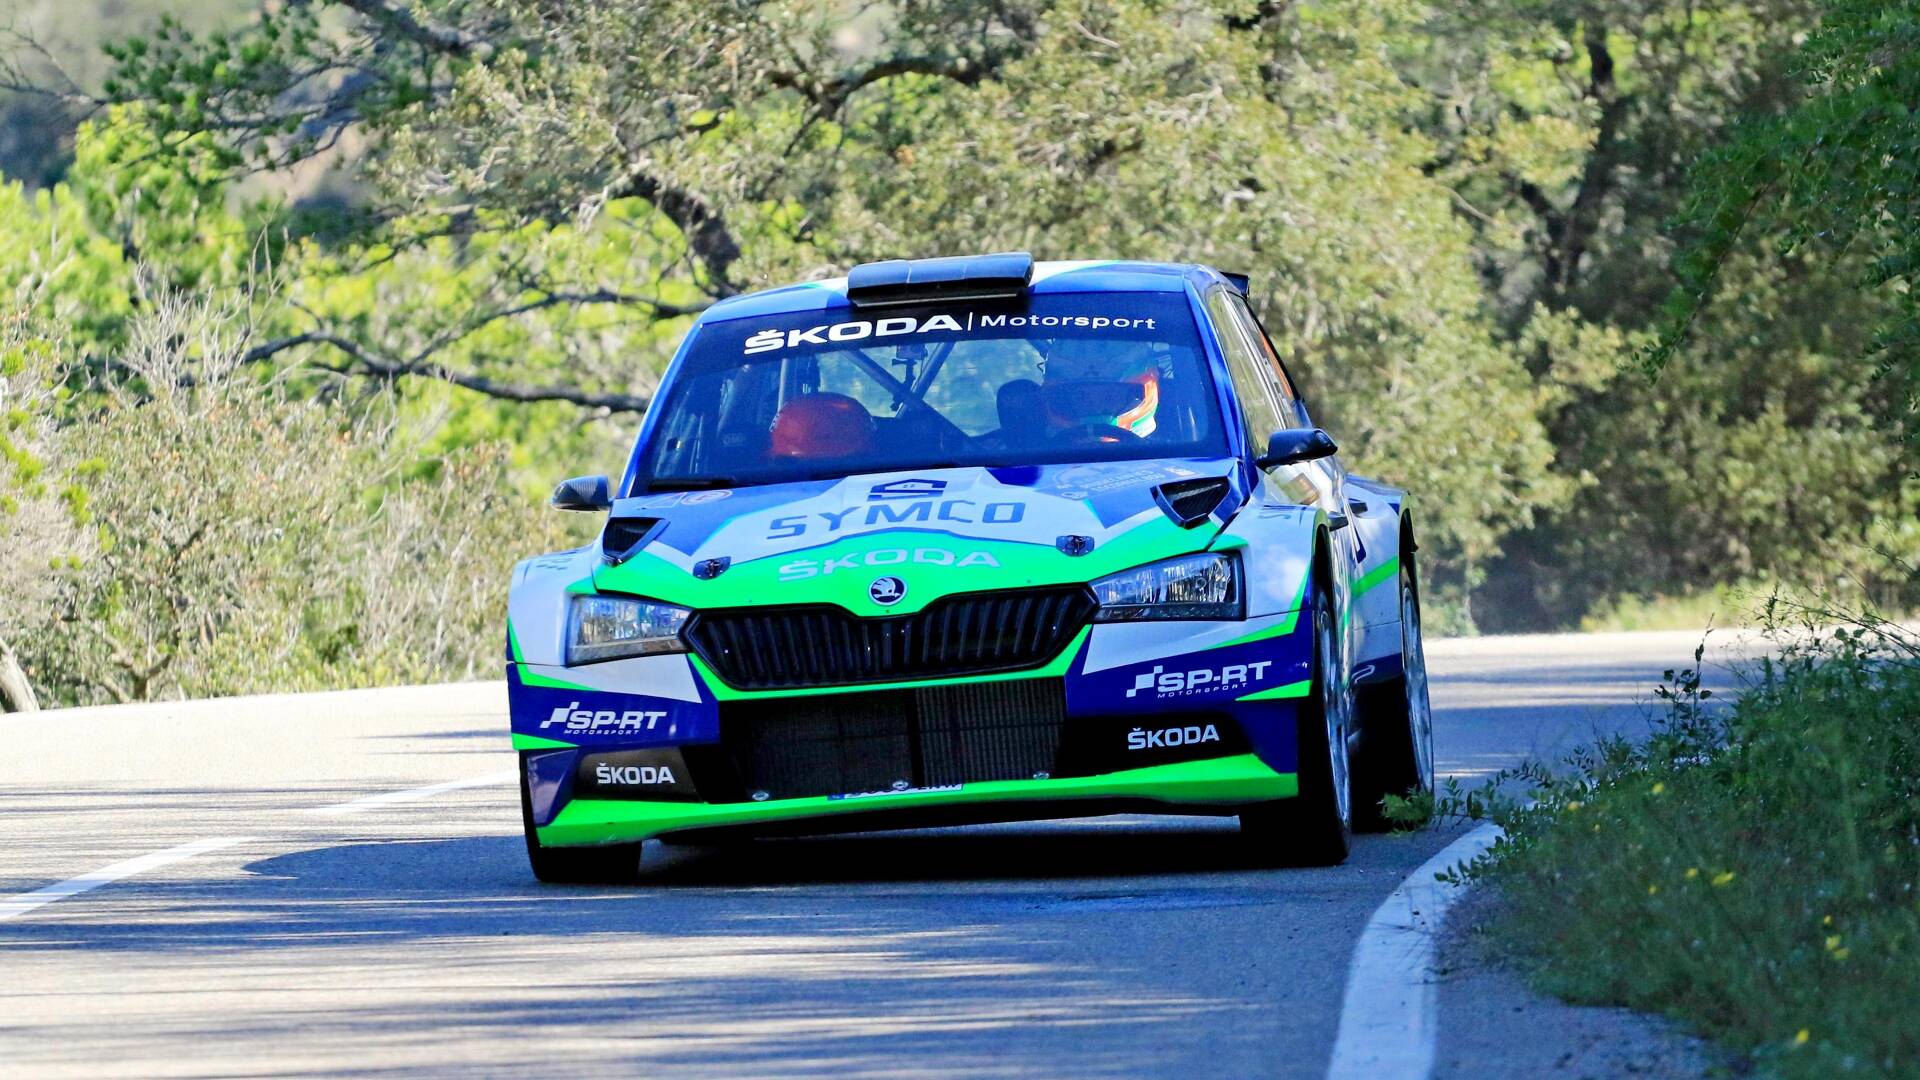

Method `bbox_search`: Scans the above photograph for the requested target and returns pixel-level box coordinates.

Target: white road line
[1325,822,1504,1080]
[0,836,254,922]
[305,770,517,816]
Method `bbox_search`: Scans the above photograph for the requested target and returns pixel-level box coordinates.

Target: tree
[1654,0,1920,411]
[0,300,88,710]
[1414,0,1920,626]
[70,0,1569,616]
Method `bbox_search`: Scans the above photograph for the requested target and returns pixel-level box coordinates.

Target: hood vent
[1154,477,1233,528]
[600,517,664,565]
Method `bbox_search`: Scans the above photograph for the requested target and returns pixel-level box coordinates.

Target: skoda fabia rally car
[507,253,1433,881]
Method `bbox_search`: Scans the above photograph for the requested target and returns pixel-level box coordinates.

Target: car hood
[589,458,1241,616]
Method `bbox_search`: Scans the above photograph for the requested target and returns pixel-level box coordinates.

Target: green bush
[1448,610,1920,1077]
[4,284,592,707]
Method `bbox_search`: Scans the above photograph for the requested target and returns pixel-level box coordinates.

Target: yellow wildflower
[1685,867,1699,880]
[1825,935,1843,950]
[1823,915,1833,926]
[1795,1029,1810,1046]
[1650,782,1665,795]
[1648,884,1660,895]
[1711,871,1736,887]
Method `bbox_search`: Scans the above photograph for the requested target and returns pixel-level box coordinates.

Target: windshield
[635,292,1227,490]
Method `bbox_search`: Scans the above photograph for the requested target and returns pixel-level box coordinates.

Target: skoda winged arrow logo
[869,576,907,606]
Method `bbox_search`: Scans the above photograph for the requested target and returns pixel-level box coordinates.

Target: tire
[1352,555,1436,831]
[520,767,643,884]
[1240,571,1353,866]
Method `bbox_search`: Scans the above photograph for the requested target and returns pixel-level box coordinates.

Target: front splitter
[536,753,1297,847]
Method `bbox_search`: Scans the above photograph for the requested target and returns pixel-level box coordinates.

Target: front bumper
[537,753,1295,846]
[509,608,1315,847]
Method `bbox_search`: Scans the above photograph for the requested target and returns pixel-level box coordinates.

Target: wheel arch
[1398,509,1419,594]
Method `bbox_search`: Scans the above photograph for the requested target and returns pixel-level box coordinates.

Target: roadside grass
[1573,580,1870,633]
[1404,608,1920,1077]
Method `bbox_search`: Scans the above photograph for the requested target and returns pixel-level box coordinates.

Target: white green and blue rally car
[506,253,1433,882]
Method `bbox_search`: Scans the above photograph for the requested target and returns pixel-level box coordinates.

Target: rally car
[506,253,1433,881]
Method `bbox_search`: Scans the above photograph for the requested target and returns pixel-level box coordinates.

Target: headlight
[566,594,691,664]
[1090,552,1243,621]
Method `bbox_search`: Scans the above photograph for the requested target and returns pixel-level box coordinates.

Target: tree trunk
[0,635,39,712]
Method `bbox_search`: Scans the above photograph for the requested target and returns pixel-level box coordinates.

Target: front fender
[1211,502,1330,617]
[506,546,599,666]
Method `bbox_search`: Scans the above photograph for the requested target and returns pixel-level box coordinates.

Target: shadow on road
[0,816,1386,956]
[642,818,1261,885]
[0,820,1421,1076]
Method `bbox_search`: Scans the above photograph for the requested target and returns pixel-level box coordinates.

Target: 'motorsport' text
[743,312,1159,355]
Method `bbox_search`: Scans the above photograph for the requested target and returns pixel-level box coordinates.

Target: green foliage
[0,0,1913,693]
[796,0,1571,604]
[0,302,91,656]
[8,284,591,706]
[1444,611,1920,1076]
[1428,0,1920,628]
[1656,0,1920,418]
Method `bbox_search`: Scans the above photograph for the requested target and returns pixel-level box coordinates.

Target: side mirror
[550,474,612,512]
[1255,428,1338,470]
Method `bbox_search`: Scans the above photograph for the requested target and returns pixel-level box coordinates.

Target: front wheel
[1352,556,1436,831]
[1240,576,1353,866]
[520,767,643,884]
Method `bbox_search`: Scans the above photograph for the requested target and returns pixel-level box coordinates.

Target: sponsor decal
[1127,723,1223,751]
[869,478,948,501]
[777,547,1000,581]
[743,313,1159,356]
[594,762,678,786]
[541,702,670,732]
[869,576,907,606]
[980,314,1157,330]
[681,489,732,505]
[745,314,966,354]
[828,783,964,801]
[1125,661,1274,699]
[1053,463,1188,500]
[766,499,1026,539]
[575,749,699,800]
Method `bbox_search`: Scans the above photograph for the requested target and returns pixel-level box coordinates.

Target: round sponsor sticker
[681,489,732,505]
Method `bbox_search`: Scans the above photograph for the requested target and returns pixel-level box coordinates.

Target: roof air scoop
[846,252,1034,308]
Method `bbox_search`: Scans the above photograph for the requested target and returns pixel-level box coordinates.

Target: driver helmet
[768,392,876,459]
[1041,338,1164,437]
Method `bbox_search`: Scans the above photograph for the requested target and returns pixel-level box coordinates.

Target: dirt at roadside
[1432,888,1737,1079]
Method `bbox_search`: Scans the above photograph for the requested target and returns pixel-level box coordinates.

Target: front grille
[685,586,1095,690]
[717,680,1067,801]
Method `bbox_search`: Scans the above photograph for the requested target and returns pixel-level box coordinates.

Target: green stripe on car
[537,753,1297,846]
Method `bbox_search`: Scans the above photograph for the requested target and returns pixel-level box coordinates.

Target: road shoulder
[1432,887,1725,1079]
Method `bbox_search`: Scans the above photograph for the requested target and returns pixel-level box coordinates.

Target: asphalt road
[0,629,1756,1078]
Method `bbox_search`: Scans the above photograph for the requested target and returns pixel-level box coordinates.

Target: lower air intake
[718,679,1067,801]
